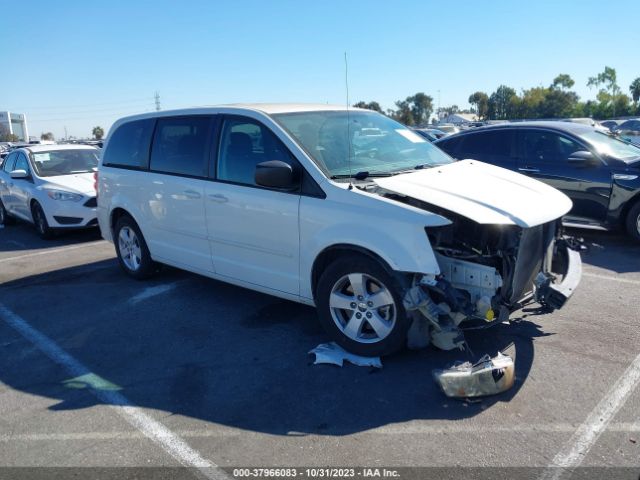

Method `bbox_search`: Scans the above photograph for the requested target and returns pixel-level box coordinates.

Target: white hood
[374,160,572,228]
[41,172,95,196]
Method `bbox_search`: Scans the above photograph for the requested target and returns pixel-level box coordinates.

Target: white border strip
[540,351,640,479]
[0,303,227,479]
[0,240,107,264]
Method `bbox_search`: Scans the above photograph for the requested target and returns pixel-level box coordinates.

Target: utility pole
[64,126,68,140]
[155,91,161,111]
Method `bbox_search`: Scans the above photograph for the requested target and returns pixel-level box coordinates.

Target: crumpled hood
[374,160,572,228]
[41,172,95,196]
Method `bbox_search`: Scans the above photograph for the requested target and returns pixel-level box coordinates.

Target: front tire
[113,215,156,279]
[626,201,640,242]
[0,199,15,226]
[31,202,53,239]
[316,255,410,357]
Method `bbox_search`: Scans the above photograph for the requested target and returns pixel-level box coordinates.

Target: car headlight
[45,189,83,202]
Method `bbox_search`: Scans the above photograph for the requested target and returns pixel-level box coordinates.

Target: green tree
[92,126,105,140]
[0,125,18,142]
[552,74,575,91]
[40,132,54,141]
[404,93,433,126]
[393,100,415,125]
[468,91,489,119]
[588,66,622,116]
[353,101,383,113]
[488,85,517,120]
[630,78,640,105]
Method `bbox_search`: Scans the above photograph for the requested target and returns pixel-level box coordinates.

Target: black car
[435,121,640,241]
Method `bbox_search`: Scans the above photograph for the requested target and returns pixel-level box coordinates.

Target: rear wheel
[31,202,53,239]
[625,201,640,242]
[114,215,156,279]
[316,255,410,357]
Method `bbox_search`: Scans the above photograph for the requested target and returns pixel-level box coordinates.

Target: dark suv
[435,121,640,241]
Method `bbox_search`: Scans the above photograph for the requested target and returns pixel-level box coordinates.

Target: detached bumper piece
[535,238,582,311]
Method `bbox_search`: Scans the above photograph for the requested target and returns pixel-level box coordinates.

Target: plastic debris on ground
[309,342,382,368]
[433,344,516,398]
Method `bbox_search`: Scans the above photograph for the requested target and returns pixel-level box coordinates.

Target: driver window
[217,117,296,187]
[14,153,30,173]
[523,130,582,164]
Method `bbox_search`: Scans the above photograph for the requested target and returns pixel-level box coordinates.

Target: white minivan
[97,104,581,356]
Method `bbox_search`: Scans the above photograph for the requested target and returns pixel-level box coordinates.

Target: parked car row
[435,122,640,241]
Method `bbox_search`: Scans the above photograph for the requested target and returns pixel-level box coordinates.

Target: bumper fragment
[536,240,582,311]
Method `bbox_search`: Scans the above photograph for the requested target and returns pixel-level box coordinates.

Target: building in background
[0,111,29,141]
[440,112,478,125]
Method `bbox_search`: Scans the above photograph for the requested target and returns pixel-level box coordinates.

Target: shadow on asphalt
[0,260,550,437]
[0,222,102,253]
[564,228,639,274]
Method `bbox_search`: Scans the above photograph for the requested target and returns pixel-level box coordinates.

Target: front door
[205,115,301,295]
[517,129,612,224]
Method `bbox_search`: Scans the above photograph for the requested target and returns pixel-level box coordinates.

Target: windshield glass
[578,130,640,162]
[31,149,99,177]
[272,110,452,177]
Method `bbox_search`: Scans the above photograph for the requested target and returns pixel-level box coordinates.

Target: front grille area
[84,197,97,208]
[54,216,83,225]
[86,218,98,226]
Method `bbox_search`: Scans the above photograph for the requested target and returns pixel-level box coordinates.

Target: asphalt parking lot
[0,222,639,479]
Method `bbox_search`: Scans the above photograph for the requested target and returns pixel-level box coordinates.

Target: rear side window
[458,131,514,157]
[436,136,464,157]
[102,119,155,169]
[149,116,213,177]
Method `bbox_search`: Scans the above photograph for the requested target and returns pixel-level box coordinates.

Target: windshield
[578,130,640,162]
[272,110,452,177]
[31,149,99,177]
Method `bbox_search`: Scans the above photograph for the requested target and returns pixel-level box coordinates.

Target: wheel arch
[311,244,409,301]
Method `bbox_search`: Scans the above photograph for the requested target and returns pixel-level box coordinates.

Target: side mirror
[10,169,29,179]
[567,151,598,166]
[255,160,296,189]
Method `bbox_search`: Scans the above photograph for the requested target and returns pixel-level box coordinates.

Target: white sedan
[0,144,99,238]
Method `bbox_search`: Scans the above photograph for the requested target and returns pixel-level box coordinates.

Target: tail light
[93,171,98,195]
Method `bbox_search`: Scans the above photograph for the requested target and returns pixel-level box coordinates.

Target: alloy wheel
[118,226,142,271]
[328,272,396,344]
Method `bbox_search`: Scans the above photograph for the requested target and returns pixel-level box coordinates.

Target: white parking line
[2,422,639,443]
[128,282,179,305]
[583,271,640,285]
[0,303,228,480]
[0,240,107,264]
[540,351,640,479]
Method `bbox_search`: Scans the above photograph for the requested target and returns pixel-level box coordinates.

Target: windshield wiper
[330,171,394,180]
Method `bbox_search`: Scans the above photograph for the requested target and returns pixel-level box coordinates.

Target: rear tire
[625,201,640,242]
[316,255,410,357]
[31,202,53,239]
[0,199,15,226]
[113,215,156,279]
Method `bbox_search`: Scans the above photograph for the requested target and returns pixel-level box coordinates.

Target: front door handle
[182,190,201,199]
[518,167,540,174]
[207,193,228,203]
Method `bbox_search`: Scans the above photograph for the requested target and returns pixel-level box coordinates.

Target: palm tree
[92,126,105,140]
[630,78,640,105]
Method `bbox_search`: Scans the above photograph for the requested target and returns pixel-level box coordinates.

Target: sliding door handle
[207,193,228,203]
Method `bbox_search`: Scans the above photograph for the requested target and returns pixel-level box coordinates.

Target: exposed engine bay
[367,185,582,350]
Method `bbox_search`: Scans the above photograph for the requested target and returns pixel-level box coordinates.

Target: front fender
[299,189,449,300]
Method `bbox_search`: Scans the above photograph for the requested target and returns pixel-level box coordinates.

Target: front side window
[150,116,212,177]
[273,110,452,178]
[31,149,99,177]
[217,117,295,186]
[14,153,30,173]
[522,130,583,164]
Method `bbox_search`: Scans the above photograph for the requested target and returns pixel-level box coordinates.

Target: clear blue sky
[2,0,639,139]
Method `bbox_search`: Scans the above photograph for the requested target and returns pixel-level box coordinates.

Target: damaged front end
[405,211,582,350]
